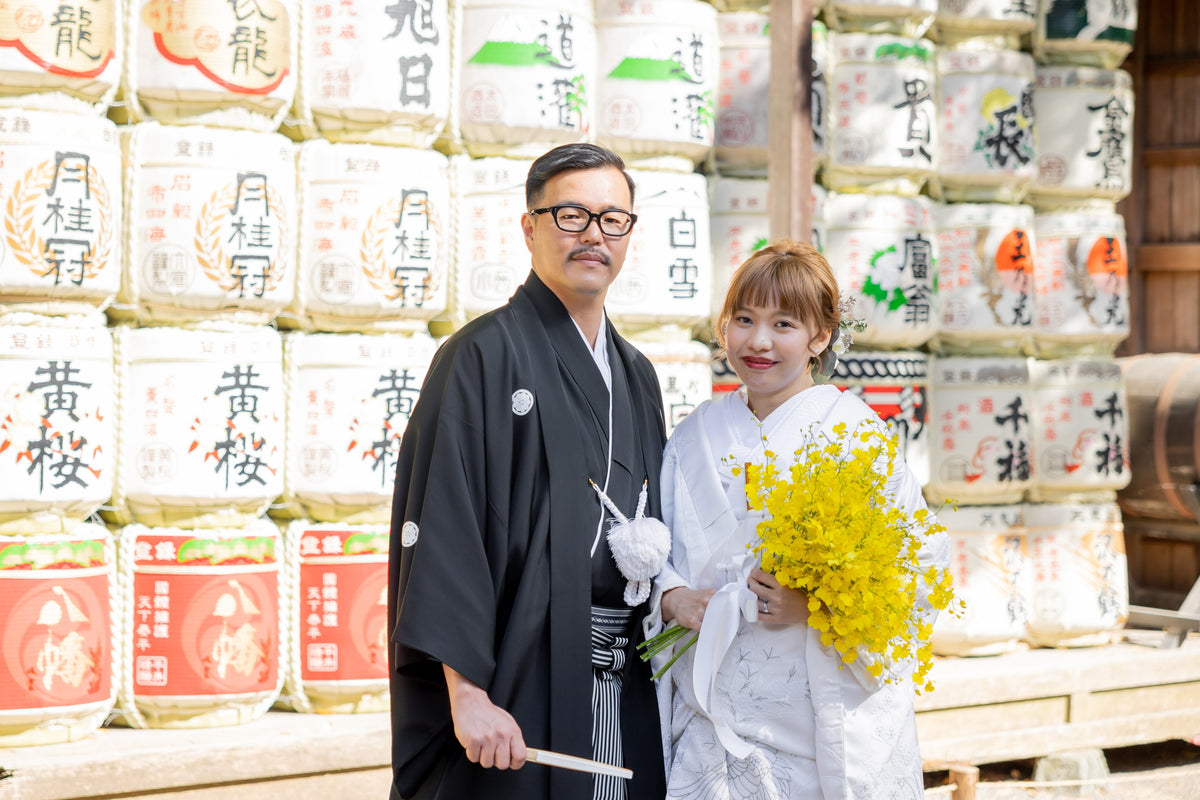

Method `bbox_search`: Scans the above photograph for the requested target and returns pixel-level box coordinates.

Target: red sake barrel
[0,525,115,746]
[1117,354,1200,522]
[116,521,281,728]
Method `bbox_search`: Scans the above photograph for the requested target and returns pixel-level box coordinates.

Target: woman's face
[725,301,831,419]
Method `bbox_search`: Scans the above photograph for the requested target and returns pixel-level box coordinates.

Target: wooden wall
[1121,0,1200,355]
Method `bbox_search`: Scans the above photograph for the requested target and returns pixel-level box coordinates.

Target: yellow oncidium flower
[743,420,963,695]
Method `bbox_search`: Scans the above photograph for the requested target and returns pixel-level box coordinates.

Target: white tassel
[590,480,671,608]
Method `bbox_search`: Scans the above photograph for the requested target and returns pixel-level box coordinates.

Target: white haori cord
[590,391,616,560]
[589,479,671,607]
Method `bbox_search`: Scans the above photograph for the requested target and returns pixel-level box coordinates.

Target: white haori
[648,385,949,800]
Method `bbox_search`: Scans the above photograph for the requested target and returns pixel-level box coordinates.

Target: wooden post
[949,764,979,800]
[767,0,814,242]
[1116,0,1147,357]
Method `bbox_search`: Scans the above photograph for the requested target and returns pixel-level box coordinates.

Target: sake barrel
[823,192,938,350]
[287,141,450,333]
[1116,354,1200,522]
[451,156,533,319]
[1028,358,1130,503]
[929,504,1030,657]
[118,123,297,326]
[0,1,120,112]
[289,0,449,146]
[1029,67,1134,206]
[709,177,769,320]
[927,356,1033,505]
[708,179,826,320]
[278,522,389,714]
[933,0,1036,44]
[455,0,595,157]
[825,33,937,195]
[1031,207,1129,357]
[811,182,827,254]
[114,520,281,728]
[594,0,718,165]
[0,110,121,316]
[281,331,437,522]
[636,337,713,435]
[0,524,115,746]
[123,0,297,131]
[0,323,113,533]
[812,21,829,171]
[1023,501,1128,647]
[713,17,826,177]
[110,326,284,528]
[823,1,937,36]
[607,168,711,329]
[832,349,930,486]
[714,12,769,175]
[1034,0,1137,70]
[933,202,1035,355]
[934,49,1035,203]
[709,344,741,399]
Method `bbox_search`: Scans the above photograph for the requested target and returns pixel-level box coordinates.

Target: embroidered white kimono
[647,385,950,800]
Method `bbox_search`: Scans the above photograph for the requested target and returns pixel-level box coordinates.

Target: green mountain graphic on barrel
[608,56,702,84]
[468,41,568,68]
[466,40,586,116]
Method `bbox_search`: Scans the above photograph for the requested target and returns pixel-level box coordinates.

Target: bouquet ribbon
[690,553,760,760]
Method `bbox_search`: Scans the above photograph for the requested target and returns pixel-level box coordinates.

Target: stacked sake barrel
[103,113,296,727]
[931,0,1137,653]
[0,0,1147,750]
[0,102,120,744]
[705,1,1138,654]
[446,0,722,411]
[275,5,448,715]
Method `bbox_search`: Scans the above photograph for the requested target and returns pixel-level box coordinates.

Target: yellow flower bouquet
[740,420,960,693]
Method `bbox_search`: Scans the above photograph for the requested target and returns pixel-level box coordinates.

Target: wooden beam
[1144,55,1200,75]
[1137,243,1200,272]
[1144,145,1200,167]
[767,0,813,242]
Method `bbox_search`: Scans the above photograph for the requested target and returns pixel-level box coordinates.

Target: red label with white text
[131,566,278,697]
[0,539,111,711]
[298,560,388,681]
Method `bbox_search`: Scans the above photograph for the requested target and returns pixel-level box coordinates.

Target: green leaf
[861,276,889,304]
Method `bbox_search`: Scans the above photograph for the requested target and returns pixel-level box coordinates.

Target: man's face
[521,166,634,305]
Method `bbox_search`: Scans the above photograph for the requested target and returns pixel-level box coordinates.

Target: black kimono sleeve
[389,333,503,688]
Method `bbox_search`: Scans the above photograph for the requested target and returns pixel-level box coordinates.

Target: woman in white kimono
[648,241,950,800]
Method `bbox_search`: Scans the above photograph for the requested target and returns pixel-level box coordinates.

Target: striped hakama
[591,605,632,800]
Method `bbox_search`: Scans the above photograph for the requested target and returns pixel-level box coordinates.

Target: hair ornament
[813,295,867,384]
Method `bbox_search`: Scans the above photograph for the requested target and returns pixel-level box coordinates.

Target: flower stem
[649,632,698,681]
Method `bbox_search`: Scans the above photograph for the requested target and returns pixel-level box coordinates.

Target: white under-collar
[573,315,612,391]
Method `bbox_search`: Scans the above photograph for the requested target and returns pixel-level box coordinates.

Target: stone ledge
[917,632,1200,767]
[0,711,391,800]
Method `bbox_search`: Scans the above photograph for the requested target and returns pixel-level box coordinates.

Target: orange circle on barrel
[994,229,1033,293]
[1087,237,1127,279]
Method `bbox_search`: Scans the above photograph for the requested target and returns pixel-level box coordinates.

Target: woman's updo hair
[715,239,840,370]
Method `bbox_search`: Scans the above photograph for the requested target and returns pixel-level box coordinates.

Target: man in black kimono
[388,143,668,800]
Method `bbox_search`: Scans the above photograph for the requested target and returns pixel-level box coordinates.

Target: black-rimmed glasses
[530,204,637,237]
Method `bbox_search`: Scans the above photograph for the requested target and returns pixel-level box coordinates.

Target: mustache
[569,247,610,266]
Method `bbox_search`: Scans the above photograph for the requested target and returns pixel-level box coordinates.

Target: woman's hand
[661,586,716,631]
[748,567,810,626]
